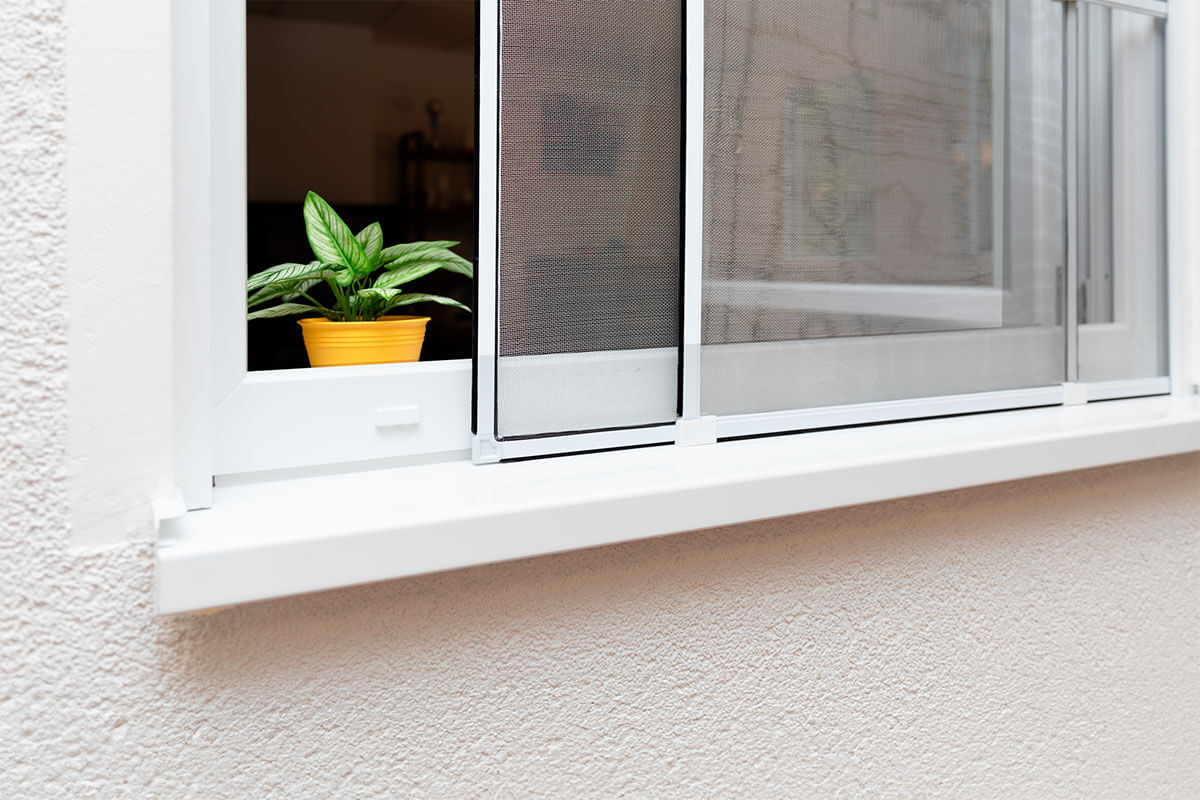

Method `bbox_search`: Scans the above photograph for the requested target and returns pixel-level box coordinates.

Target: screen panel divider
[472,0,499,463]
[681,0,706,425]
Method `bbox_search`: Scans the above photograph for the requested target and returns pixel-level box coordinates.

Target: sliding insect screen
[700,0,1069,434]
[476,0,1170,462]
[476,0,683,461]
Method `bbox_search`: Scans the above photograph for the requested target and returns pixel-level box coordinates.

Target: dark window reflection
[246,0,476,370]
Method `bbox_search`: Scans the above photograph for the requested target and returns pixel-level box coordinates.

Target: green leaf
[247,260,330,292]
[435,250,474,278]
[303,191,370,275]
[379,242,473,278]
[379,241,458,265]
[372,261,445,290]
[247,303,322,320]
[355,288,401,301]
[383,292,471,314]
[356,222,383,268]
[247,276,330,309]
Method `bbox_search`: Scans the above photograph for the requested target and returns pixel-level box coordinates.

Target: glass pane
[495,0,681,437]
[245,1,476,370]
[1077,7,1166,382]
[702,0,1065,416]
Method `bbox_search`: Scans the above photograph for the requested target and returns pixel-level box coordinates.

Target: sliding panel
[1077,3,1168,395]
[701,0,1066,427]
[479,0,682,459]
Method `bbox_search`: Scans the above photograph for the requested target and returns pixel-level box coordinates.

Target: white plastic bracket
[675,415,718,447]
[1062,382,1089,407]
[473,434,501,464]
[152,487,188,545]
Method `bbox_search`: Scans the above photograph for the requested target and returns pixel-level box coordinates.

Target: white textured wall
[3,1,1199,797]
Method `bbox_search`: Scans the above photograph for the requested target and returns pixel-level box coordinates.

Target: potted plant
[247,191,472,367]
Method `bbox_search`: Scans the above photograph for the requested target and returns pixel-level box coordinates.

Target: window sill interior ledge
[157,395,1200,614]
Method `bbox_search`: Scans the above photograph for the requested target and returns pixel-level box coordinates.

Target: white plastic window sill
[156,395,1200,614]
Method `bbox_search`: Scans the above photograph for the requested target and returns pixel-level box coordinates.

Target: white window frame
[158,0,1198,614]
[174,0,474,508]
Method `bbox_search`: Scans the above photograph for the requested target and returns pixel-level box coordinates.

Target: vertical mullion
[992,0,1007,290]
[681,0,705,420]
[473,0,500,463]
[1065,0,1081,382]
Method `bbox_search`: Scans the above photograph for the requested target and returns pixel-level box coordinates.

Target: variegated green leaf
[356,222,383,268]
[303,191,370,274]
[333,268,359,287]
[383,292,471,314]
[247,303,323,320]
[372,261,445,290]
[379,242,473,278]
[379,241,458,266]
[355,288,401,301]
[247,260,329,292]
[433,250,474,278]
[247,276,327,309]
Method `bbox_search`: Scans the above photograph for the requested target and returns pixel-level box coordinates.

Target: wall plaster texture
[3,1,1200,797]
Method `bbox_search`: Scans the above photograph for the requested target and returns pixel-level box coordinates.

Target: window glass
[245,0,476,370]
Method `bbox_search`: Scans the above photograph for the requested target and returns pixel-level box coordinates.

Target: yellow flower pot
[298,315,430,367]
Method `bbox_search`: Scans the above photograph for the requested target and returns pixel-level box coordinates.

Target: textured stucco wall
[3,1,1199,797]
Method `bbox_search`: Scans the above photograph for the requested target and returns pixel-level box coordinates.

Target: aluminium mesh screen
[701,0,1067,416]
[495,0,682,438]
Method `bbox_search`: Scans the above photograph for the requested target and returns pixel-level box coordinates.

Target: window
[181,0,1178,483]
[155,0,1196,611]
[173,0,479,507]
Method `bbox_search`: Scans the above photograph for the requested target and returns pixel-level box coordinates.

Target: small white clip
[374,406,421,428]
[675,416,718,447]
[1062,382,1088,407]
[473,435,501,464]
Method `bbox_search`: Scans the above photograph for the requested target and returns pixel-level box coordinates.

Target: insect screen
[701,0,1066,418]
[491,0,683,441]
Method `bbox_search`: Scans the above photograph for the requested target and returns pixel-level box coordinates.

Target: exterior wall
[2,1,1198,797]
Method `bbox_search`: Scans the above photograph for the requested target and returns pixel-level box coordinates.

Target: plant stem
[296,289,328,312]
[327,279,353,321]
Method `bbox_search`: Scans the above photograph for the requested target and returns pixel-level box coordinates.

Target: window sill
[156,394,1200,614]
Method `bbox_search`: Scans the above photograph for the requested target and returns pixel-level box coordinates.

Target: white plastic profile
[157,395,1200,614]
[472,0,500,462]
[156,0,1196,616]
[680,0,705,422]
